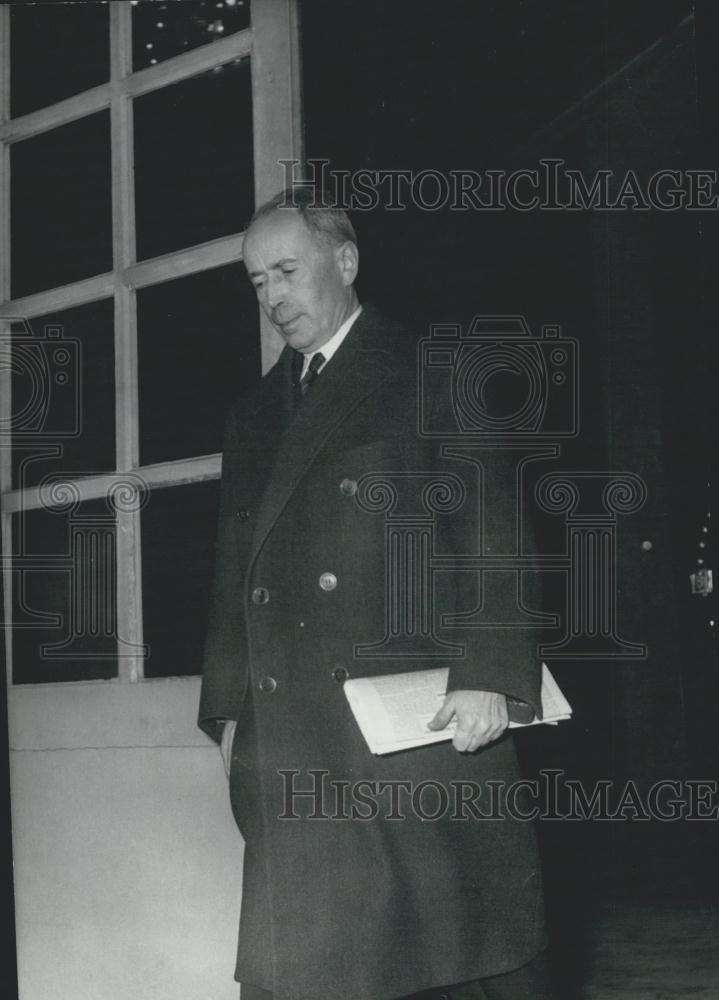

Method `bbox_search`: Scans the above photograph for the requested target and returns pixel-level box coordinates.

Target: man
[199,188,553,1000]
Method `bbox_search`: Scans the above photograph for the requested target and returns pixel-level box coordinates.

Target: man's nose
[266,278,284,309]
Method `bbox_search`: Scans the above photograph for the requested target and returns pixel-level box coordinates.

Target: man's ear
[335,241,359,286]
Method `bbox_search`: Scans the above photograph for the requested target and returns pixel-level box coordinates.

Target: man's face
[243,210,356,353]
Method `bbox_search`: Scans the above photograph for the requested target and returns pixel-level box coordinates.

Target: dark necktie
[297,351,325,399]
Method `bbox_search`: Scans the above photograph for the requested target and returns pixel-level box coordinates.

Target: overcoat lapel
[248,312,395,568]
[245,344,295,435]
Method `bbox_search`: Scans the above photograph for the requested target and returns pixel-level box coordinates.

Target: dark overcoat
[199,306,547,1000]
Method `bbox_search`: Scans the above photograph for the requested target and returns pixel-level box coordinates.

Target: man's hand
[428,690,509,752]
[220,719,237,778]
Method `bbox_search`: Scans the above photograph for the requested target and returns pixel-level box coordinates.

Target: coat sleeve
[391,352,544,716]
[427,426,544,716]
[197,404,249,743]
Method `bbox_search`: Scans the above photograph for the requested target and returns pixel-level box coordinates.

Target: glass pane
[132,0,251,72]
[9,301,115,490]
[137,264,260,465]
[134,61,253,260]
[141,480,221,677]
[11,499,119,684]
[11,112,113,299]
[10,1,110,119]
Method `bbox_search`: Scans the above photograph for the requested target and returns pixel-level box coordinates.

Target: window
[1,0,303,683]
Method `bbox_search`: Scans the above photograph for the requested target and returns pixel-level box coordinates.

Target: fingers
[428,695,457,731]
[450,692,509,753]
[429,691,510,752]
[453,712,490,753]
[220,719,237,778]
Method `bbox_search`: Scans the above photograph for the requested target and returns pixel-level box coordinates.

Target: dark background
[3,1,719,997]
[300,1,719,994]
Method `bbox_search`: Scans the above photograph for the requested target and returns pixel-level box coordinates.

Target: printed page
[344,664,571,755]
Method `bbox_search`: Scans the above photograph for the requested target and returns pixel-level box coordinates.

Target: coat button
[331,665,349,683]
[319,572,338,591]
[339,477,358,496]
[252,587,270,604]
[236,508,249,521]
[258,676,277,694]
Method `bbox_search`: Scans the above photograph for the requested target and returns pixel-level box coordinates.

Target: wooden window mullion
[1,2,13,682]
[111,2,143,682]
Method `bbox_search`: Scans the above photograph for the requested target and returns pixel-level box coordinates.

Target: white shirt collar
[300,305,363,377]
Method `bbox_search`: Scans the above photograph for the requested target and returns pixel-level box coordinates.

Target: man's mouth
[277,317,304,338]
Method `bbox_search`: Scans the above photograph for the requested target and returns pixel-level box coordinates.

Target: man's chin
[282,326,310,350]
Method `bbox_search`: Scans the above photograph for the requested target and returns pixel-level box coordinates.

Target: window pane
[137,264,260,465]
[141,481,220,677]
[10,1,110,119]
[132,0,251,72]
[134,61,253,260]
[11,112,113,299]
[11,499,119,684]
[10,301,115,491]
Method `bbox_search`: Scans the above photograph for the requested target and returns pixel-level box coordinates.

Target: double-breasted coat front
[199,306,547,1000]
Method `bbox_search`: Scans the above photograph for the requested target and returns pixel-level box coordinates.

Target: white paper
[344,663,571,755]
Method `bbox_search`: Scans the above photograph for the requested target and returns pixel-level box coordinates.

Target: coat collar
[248,306,407,565]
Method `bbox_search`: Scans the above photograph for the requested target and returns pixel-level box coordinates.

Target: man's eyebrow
[247,256,298,278]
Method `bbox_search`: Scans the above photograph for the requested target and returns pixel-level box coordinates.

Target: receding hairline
[244,187,358,250]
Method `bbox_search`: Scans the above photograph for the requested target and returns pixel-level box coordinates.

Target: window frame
[0,0,302,685]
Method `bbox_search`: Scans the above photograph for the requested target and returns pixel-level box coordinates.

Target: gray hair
[246,187,357,249]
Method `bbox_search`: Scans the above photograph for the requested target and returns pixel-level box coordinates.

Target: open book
[344,663,571,755]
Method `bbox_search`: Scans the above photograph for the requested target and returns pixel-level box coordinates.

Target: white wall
[9,677,243,1000]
